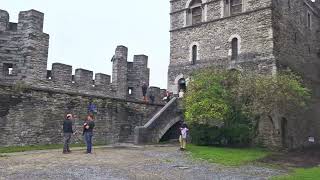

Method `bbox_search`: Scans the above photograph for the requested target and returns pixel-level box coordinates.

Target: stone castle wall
[0,83,163,146]
[0,9,166,146]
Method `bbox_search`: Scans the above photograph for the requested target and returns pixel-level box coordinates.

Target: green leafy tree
[184,69,311,146]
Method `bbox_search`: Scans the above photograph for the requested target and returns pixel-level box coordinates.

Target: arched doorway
[178,78,187,92]
[160,121,182,142]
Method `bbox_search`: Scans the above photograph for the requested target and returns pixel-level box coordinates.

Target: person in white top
[178,89,184,98]
[179,123,189,150]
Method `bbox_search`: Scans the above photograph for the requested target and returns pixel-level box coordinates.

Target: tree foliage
[184,69,311,145]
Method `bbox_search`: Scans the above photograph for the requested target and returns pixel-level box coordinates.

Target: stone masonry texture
[168,0,320,149]
[0,84,163,146]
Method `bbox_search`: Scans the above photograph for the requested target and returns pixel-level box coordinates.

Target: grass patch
[0,143,86,154]
[272,167,320,180]
[187,144,270,166]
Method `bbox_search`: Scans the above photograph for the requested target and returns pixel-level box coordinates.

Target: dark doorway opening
[119,124,132,143]
[178,78,187,92]
[160,122,181,142]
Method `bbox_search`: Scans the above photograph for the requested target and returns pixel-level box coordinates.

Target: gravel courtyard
[0,145,284,180]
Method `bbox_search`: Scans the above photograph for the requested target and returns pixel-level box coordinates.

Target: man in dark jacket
[142,82,148,103]
[63,114,74,154]
[83,115,95,154]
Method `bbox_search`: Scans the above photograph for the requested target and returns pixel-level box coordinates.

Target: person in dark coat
[142,82,148,103]
[83,115,95,154]
[149,90,155,104]
[63,114,74,154]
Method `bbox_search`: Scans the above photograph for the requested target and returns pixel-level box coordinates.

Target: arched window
[307,12,311,29]
[187,0,202,25]
[231,38,238,60]
[192,45,198,64]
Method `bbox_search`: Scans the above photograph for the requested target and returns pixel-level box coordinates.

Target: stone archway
[155,116,182,143]
[160,121,182,142]
[171,74,184,94]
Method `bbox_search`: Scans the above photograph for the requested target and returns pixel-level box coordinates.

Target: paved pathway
[0,145,284,180]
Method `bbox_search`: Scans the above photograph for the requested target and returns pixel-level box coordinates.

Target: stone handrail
[143,97,177,128]
[134,97,183,144]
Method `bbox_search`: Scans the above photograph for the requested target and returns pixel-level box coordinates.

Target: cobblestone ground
[0,145,284,180]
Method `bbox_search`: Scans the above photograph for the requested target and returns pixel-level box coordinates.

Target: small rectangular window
[230,0,242,15]
[3,63,14,76]
[192,7,202,25]
[47,70,52,80]
[128,87,133,95]
[8,68,13,75]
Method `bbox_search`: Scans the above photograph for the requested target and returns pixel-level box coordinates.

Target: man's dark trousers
[63,133,72,152]
[84,132,93,153]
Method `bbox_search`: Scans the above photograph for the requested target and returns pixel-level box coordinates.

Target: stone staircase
[134,97,184,144]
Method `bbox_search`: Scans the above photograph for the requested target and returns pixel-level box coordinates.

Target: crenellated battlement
[0,9,164,103]
[0,9,44,32]
[0,10,9,31]
[18,9,44,32]
[133,55,148,68]
[51,63,72,84]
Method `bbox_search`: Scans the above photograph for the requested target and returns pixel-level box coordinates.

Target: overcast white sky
[1,0,170,89]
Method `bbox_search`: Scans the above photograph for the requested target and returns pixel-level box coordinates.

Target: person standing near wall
[87,99,97,116]
[142,82,148,103]
[149,90,155,104]
[63,114,74,154]
[83,115,95,154]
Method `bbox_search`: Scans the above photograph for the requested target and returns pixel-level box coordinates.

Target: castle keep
[168,0,320,149]
[0,9,166,146]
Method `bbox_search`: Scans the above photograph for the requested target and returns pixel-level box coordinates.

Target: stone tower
[168,0,276,94]
[111,45,151,100]
[112,45,129,99]
[0,9,49,84]
[168,0,320,149]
